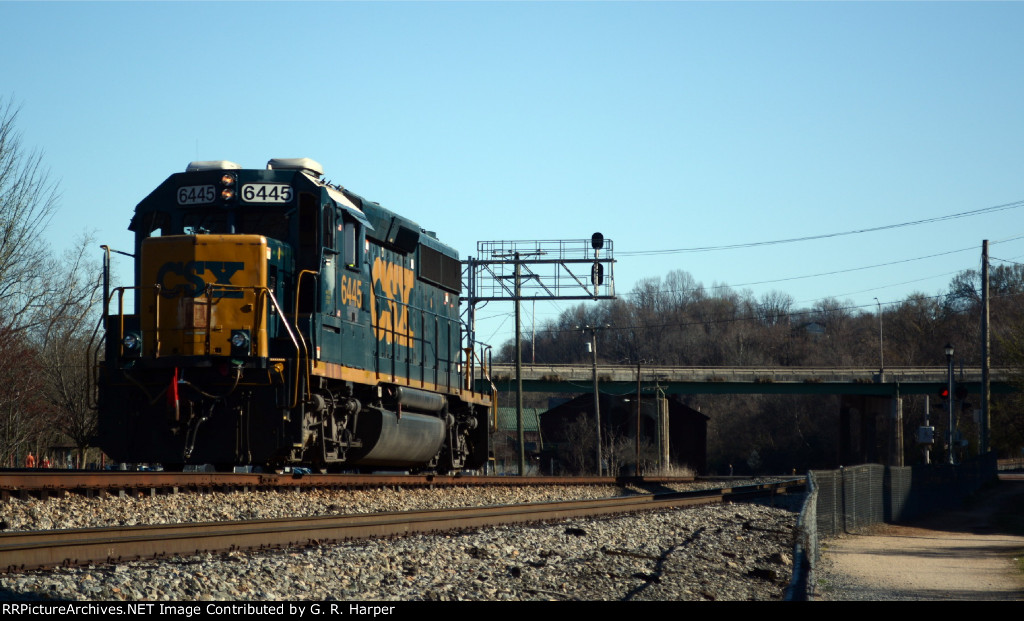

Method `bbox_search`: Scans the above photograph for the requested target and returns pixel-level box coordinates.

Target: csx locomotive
[97,158,490,471]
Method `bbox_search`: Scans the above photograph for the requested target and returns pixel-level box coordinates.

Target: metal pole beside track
[515,253,525,476]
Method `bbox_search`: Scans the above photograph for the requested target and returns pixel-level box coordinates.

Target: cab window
[343,218,361,269]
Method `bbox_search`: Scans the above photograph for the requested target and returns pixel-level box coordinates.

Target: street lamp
[944,343,955,465]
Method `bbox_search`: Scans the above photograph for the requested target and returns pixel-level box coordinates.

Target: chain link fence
[785,454,997,600]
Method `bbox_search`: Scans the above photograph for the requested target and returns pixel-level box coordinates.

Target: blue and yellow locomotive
[98,158,490,471]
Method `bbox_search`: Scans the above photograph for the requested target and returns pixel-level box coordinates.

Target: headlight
[121,331,142,358]
[220,173,237,202]
[230,330,251,352]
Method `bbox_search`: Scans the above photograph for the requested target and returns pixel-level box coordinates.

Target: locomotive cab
[97,158,490,471]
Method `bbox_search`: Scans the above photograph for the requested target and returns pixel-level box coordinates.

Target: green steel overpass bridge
[475,364,1018,466]
[476,364,1018,396]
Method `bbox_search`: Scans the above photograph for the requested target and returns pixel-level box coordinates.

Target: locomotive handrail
[201,283,302,355]
[257,288,301,363]
[292,270,318,407]
[86,311,110,411]
[106,281,305,408]
[202,283,303,404]
[107,285,162,358]
[463,344,495,399]
[371,290,460,393]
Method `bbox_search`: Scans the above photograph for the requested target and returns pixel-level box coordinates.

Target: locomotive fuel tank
[348,409,447,467]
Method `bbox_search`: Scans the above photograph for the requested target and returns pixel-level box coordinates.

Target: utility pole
[514,253,525,476]
[464,236,616,476]
[635,360,641,475]
[981,240,991,455]
[945,343,955,465]
[657,385,669,474]
[581,325,606,476]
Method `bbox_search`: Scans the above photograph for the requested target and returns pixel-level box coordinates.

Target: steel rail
[0,471,702,500]
[0,479,804,572]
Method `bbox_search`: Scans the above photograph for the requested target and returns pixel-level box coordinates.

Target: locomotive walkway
[815,475,1024,600]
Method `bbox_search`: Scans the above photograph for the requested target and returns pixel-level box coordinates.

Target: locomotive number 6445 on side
[97,158,491,472]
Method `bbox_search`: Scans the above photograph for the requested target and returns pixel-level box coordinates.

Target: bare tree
[0,97,75,464]
[601,426,640,477]
[558,414,596,474]
[885,293,943,365]
[0,328,48,466]
[993,314,1024,458]
[34,235,103,466]
[757,290,794,327]
[0,98,61,327]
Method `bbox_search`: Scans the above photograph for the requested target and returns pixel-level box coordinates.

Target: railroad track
[0,479,805,573]
[0,471,709,500]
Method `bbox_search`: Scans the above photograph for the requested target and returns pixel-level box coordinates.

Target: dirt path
[814,478,1024,600]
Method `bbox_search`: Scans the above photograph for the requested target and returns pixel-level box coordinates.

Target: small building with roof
[538,393,708,475]
[490,407,544,475]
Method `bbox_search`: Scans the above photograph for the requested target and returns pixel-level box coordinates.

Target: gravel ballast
[0,484,799,601]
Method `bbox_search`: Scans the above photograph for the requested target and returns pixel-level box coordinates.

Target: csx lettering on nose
[156,261,245,297]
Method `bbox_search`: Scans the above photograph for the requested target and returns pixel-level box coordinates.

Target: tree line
[496,261,1024,474]
[0,99,102,468]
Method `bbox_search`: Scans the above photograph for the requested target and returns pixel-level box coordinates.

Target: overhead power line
[619,199,1024,256]
[624,246,976,298]
[991,256,1024,267]
[530,288,1024,338]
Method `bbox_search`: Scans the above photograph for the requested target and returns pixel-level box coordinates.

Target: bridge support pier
[839,395,903,467]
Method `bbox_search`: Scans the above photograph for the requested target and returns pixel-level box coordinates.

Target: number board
[177,185,216,205]
[242,184,293,204]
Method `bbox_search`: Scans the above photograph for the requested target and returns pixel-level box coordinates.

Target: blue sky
[2,1,1022,351]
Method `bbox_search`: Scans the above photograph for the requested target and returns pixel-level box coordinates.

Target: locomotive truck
[97,158,491,471]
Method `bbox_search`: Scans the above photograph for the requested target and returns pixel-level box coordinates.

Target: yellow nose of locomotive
[139,234,269,358]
